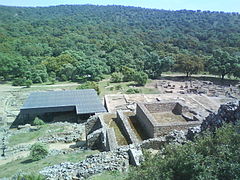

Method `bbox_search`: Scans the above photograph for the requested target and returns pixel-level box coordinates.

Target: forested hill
[0,5,240,83]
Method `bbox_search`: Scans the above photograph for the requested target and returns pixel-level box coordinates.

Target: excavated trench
[103,114,128,146]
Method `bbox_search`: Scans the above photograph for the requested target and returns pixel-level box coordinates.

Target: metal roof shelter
[20,89,106,115]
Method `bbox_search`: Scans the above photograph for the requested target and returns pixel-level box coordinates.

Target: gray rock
[128,148,143,166]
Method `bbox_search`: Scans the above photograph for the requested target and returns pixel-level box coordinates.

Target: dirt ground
[105,78,239,118]
[0,77,239,167]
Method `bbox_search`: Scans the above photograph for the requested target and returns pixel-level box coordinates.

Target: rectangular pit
[136,102,202,137]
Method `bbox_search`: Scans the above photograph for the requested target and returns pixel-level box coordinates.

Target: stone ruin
[136,101,202,138]
[39,101,240,179]
[85,100,203,150]
[158,80,240,98]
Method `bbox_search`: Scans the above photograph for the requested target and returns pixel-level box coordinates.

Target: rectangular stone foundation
[136,102,201,137]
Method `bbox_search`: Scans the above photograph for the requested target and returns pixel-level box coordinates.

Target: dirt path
[48,142,76,150]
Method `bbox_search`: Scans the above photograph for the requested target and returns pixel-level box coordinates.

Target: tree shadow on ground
[159,76,240,86]
[127,83,142,87]
[21,159,35,164]
[0,81,9,85]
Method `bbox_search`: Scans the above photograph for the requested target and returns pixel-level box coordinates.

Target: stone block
[17,124,31,130]
[105,128,118,151]
[128,148,143,166]
[116,111,140,144]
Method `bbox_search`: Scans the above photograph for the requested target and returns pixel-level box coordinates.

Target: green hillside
[0,5,240,82]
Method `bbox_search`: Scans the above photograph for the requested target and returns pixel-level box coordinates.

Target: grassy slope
[8,125,64,147]
[87,170,128,180]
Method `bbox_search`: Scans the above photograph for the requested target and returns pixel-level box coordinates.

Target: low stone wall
[140,137,167,149]
[106,128,118,151]
[136,102,201,138]
[145,102,176,113]
[154,122,201,137]
[135,104,156,138]
[116,111,140,144]
[40,150,129,179]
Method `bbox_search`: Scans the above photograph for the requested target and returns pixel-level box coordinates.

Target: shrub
[111,72,123,83]
[12,78,27,86]
[17,173,45,180]
[32,74,43,83]
[33,117,45,126]
[25,79,33,88]
[115,84,122,90]
[126,88,140,94]
[77,81,100,95]
[30,143,48,161]
[134,71,148,86]
[48,77,56,84]
[122,66,136,82]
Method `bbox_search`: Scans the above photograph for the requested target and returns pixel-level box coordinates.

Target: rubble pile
[201,101,240,132]
[40,149,129,180]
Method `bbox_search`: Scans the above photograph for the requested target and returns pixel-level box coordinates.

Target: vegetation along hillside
[0,5,240,84]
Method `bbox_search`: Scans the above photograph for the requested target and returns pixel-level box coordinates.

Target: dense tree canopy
[0,5,240,83]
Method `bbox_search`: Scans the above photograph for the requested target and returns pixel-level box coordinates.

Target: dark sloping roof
[20,89,106,115]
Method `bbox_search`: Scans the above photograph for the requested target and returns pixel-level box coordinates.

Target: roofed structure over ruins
[20,89,106,115]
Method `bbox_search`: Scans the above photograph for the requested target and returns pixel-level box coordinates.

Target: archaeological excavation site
[0,78,239,179]
[84,79,239,152]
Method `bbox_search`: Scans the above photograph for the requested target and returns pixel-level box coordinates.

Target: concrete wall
[116,110,140,144]
[135,104,155,138]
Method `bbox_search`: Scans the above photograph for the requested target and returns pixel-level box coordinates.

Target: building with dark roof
[20,89,106,116]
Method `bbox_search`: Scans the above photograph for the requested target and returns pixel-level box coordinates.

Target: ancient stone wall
[106,128,118,151]
[116,111,139,144]
[140,137,167,149]
[135,104,156,138]
[145,102,176,113]
[136,102,201,138]
[86,114,119,151]
[85,116,103,136]
[154,122,201,136]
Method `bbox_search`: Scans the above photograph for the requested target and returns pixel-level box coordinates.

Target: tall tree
[208,50,239,80]
[174,53,204,77]
[144,52,174,78]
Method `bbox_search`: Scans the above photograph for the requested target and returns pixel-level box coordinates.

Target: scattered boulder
[128,148,144,166]
[17,124,31,130]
